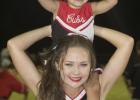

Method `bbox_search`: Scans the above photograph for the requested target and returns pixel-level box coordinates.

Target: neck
[68,3,82,9]
[64,85,84,98]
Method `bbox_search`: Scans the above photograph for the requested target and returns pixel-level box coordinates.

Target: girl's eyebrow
[64,61,73,63]
[64,61,89,63]
[80,61,89,63]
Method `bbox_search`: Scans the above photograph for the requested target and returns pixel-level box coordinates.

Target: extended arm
[91,0,118,16]
[38,0,59,13]
[7,25,52,95]
[94,25,134,99]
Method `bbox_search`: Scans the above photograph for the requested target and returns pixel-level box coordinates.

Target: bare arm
[85,72,100,100]
[38,0,59,13]
[91,0,118,16]
[94,25,134,99]
[7,25,52,95]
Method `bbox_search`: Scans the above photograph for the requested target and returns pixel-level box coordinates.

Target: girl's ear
[55,62,60,71]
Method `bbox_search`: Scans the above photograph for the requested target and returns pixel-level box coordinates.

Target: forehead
[64,47,90,61]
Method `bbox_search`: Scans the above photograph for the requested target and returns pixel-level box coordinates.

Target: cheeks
[59,47,92,88]
[60,68,90,88]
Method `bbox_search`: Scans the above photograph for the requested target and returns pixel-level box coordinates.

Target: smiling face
[59,47,91,90]
[67,0,88,8]
[38,35,96,100]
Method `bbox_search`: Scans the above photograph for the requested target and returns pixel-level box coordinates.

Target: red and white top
[65,89,86,100]
[52,1,95,42]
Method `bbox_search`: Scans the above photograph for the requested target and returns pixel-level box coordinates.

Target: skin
[9,1,132,100]
[60,47,91,98]
[7,25,134,100]
[67,0,88,9]
[38,0,118,18]
[37,0,118,99]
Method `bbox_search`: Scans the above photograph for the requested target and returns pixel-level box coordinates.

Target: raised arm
[94,25,134,99]
[91,0,118,16]
[38,0,59,13]
[7,25,52,95]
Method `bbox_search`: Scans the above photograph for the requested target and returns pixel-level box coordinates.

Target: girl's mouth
[69,76,82,82]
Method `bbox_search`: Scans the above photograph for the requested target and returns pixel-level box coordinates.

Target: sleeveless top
[52,1,94,45]
[65,89,87,100]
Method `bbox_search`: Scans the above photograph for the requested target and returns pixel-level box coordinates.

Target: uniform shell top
[52,1,95,45]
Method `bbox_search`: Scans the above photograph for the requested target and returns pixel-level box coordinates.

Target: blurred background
[0,0,140,100]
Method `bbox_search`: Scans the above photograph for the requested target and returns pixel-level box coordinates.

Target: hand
[84,71,100,100]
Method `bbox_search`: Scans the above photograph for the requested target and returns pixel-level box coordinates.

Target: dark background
[0,0,140,64]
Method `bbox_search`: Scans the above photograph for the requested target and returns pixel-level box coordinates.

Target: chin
[68,83,83,89]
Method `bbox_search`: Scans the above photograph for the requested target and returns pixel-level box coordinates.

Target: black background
[0,0,140,64]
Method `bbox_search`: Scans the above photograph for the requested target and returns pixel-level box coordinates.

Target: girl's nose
[73,65,80,75]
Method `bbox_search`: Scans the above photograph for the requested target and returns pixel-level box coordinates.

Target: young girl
[7,25,134,100]
[38,0,118,43]
[37,0,118,99]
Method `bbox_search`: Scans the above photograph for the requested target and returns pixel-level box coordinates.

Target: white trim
[65,89,86,100]
[56,16,94,32]
[76,16,94,30]
[56,16,94,42]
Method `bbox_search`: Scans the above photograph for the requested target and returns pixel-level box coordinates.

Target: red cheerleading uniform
[52,1,95,45]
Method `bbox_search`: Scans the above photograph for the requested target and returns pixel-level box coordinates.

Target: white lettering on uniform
[67,14,85,23]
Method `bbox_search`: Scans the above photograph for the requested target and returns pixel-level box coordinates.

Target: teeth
[70,77,81,80]
[72,77,80,79]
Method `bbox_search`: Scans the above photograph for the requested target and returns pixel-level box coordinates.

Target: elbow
[38,0,48,4]
[38,0,44,5]
[7,39,12,49]
[115,0,118,5]
[111,0,118,7]
[116,35,134,53]
[38,0,42,5]
[7,39,16,51]
[123,36,134,50]
[126,36,134,45]
[127,36,134,48]
[38,0,42,3]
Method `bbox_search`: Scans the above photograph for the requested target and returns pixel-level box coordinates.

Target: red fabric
[57,1,93,28]
[0,71,27,98]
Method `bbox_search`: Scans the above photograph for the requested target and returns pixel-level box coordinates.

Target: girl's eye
[80,63,88,67]
[65,63,73,67]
